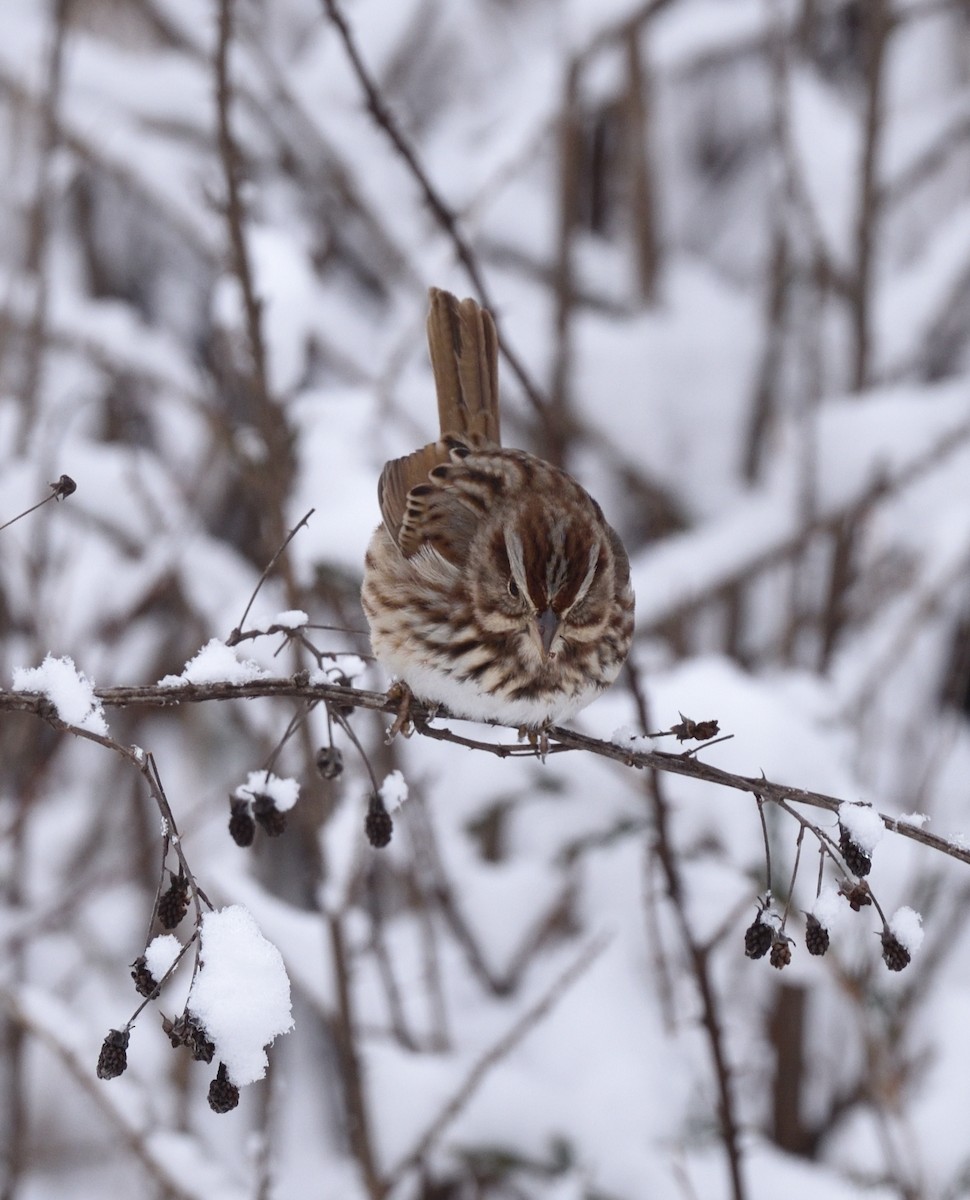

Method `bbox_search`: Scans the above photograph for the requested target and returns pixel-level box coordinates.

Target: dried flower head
[838,879,873,911]
[365,793,393,848]
[228,798,256,847]
[157,872,190,930]
[769,935,793,970]
[50,474,77,500]
[131,955,159,998]
[805,913,830,957]
[881,928,911,972]
[253,793,286,838]
[208,1062,240,1113]
[670,715,720,743]
[839,824,872,877]
[97,1028,130,1080]
[315,745,344,780]
[744,914,774,960]
[162,1012,215,1063]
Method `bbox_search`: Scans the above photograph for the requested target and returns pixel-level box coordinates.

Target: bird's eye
[507,578,520,599]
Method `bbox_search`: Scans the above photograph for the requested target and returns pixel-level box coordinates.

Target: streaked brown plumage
[361,288,634,727]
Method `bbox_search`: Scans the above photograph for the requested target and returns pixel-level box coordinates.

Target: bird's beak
[536,609,559,656]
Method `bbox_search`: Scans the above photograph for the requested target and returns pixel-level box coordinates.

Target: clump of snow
[611,725,662,754]
[12,654,109,735]
[187,906,293,1086]
[379,770,408,812]
[144,934,183,982]
[838,802,886,855]
[889,907,924,956]
[811,886,844,934]
[235,769,299,814]
[757,905,783,932]
[898,812,929,829]
[311,654,366,684]
[252,609,308,632]
[158,638,270,687]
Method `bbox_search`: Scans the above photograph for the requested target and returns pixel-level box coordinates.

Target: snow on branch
[2,675,967,870]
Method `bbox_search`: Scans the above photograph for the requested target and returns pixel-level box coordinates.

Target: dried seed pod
[228,798,256,847]
[131,955,159,998]
[157,872,190,930]
[838,824,872,877]
[769,936,792,970]
[838,879,872,911]
[162,1012,215,1063]
[315,745,344,780]
[50,474,77,499]
[881,928,911,972]
[744,916,773,960]
[253,793,286,838]
[208,1062,240,1113]
[805,914,830,957]
[97,1028,130,1080]
[184,1020,214,1063]
[670,716,720,742]
[365,793,393,848]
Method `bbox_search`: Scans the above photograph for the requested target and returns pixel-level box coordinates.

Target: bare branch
[850,0,893,392]
[387,934,609,1186]
[0,987,233,1200]
[227,509,316,642]
[214,0,271,412]
[4,678,966,869]
[626,665,748,1200]
[7,0,72,450]
[319,0,551,428]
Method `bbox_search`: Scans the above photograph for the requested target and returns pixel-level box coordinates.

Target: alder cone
[96,1029,129,1080]
[805,914,830,957]
[362,289,635,728]
[881,929,911,972]
[744,916,773,960]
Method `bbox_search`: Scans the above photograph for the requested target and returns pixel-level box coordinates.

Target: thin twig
[0,475,76,533]
[214,0,270,409]
[0,986,211,1200]
[325,910,386,1199]
[126,930,200,1028]
[573,0,675,66]
[228,509,316,641]
[626,665,748,1200]
[638,405,970,641]
[213,0,301,583]
[780,825,806,929]
[6,680,970,869]
[774,797,890,926]
[387,934,609,1185]
[330,707,382,793]
[262,703,314,775]
[755,794,773,895]
[10,0,72,451]
[850,0,893,392]
[319,0,550,427]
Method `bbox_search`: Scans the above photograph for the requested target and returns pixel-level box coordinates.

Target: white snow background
[2,1,970,1198]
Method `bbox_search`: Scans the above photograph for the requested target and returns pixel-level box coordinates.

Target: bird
[361,287,634,729]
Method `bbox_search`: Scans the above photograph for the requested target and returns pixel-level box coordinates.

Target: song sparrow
[361,288,634,728]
